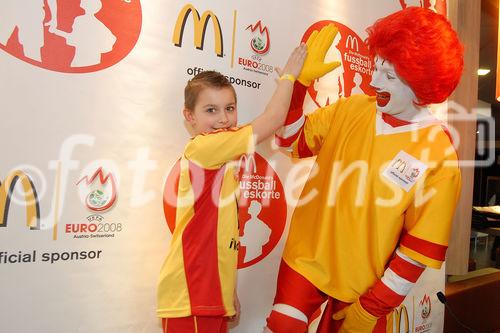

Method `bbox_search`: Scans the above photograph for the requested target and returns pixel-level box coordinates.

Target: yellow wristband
[279,74,296,83]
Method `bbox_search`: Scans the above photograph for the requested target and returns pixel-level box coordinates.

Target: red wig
[366,7,463,105]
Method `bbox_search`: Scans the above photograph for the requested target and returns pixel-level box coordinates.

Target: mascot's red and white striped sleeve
[275,82,308,149]
[360,249,425,317]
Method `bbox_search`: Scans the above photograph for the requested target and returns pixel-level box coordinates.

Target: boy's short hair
[184,71,237,109]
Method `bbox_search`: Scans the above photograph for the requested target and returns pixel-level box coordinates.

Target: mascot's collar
[381,113,413,128]
[375,110,441,136]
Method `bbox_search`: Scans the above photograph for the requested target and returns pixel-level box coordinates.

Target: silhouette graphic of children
[313,31,344,106]
[350,72,364,95]
[0,0,46,61]
[240,200,272,262]
[48,0,116,67]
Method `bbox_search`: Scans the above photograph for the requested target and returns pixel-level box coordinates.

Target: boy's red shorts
[161,316,227,333]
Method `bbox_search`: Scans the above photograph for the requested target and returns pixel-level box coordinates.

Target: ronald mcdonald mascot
[265,7,464,333]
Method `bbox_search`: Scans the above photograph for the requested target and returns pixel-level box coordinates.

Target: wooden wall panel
[446,0,481,275]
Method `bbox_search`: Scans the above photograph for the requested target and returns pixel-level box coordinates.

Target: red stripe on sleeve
[274,81,312,149]
[297,130,313,158]
[275,81,307,148]
[400,233,448,261]
[275,130,302,148]
[389,254,425,283]
[182,162,226,316]
[360,281,406,317]
[283,81,308,126]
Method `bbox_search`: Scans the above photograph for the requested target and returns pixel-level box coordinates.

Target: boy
[157,44,306,333]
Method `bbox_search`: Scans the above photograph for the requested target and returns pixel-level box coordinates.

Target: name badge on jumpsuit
[382,150,428,192]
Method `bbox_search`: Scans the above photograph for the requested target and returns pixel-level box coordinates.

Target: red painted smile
[376,91,391,107]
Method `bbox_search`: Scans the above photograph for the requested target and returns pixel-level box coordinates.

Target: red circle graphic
[0,0,141,73]
[301,20,375,108]
[163,153,287,269]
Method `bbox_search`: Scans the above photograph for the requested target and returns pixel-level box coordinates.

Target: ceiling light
[478,69,490,76]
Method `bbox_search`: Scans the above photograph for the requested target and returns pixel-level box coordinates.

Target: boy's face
[184,86,237,134]
[370,57,417,115]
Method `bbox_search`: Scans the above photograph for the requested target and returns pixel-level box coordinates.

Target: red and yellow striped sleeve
[400,169,461,268]
[184,125,255,169]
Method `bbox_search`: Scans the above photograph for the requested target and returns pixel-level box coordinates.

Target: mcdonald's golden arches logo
[172,4,224,57]
[394,305,410,333]
[345,35,359,52]
[238,154,257,173]
[0,171,40,230]
[393,158,408,173]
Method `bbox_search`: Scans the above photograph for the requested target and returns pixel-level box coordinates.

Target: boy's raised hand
[275,43,307,80]
[297,24,341,86]
[251,43,306,144]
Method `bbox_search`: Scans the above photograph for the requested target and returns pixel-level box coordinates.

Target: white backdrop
[0,0,447,332]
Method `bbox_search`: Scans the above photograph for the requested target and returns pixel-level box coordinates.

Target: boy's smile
[184,86,237,134]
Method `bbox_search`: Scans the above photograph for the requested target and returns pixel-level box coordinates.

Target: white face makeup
[370,57,417,116]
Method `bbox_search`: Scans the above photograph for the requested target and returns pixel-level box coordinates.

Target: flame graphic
[245,20,270,54]
[76,167,117,212]
[419,294,432,319]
